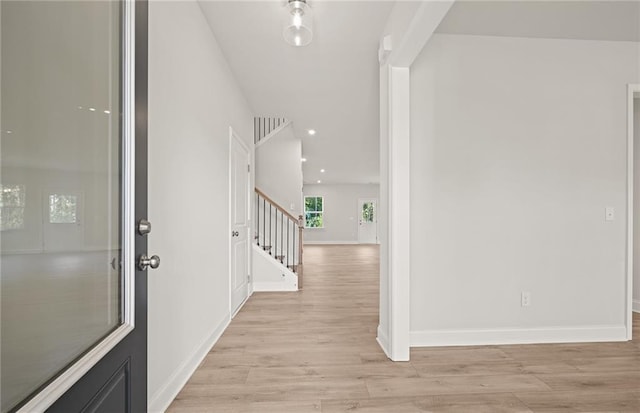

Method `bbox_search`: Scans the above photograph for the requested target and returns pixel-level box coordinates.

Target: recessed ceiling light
[6,130,12,134]
[301,157,307,162]
[89,107,96,112]
[320,169,325,173]
[308,129,316,136]
[317,180,321,184]
[104,110,111,114]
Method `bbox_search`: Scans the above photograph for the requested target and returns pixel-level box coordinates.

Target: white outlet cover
[605,207,615,221]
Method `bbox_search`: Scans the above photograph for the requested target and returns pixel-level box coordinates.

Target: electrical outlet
[605,207,615,221]
[521,292,531,307]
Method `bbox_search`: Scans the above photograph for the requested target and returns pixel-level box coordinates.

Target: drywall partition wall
[255,123,303,215]
[410,34,639,345]
[147,1,253,411]
[303,184,380,244]
[634,98,640,313]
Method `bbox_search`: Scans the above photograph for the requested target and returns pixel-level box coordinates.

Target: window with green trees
[1,185,26,231]
[49,194,78,224]
[304,196,324,228]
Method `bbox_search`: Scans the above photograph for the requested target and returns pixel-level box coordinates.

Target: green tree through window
[0,185,26,231]
[49,194,78,224]
[304,196,324,228]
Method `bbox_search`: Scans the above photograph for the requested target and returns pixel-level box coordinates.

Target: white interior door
[230,129,250,315]
[358,198,378,244]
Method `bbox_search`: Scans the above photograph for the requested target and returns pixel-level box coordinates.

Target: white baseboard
[253,281,297,292]
[633,299,640,313]
[148,313,231,413]
[410,325,627,347]
[303,241,359,245]
[376,324,391,359]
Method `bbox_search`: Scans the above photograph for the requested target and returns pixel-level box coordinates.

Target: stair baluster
[254,188,304,288]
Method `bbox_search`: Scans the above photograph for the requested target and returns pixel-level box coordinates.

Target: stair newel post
[298,214,304,289]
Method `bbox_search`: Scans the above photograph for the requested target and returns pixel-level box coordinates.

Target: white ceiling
[436,1,640,42]
[199,1,394,185]
[199,1,639,185]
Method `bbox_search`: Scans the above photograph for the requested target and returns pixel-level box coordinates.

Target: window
[362,201,375,223]
[304,196,324,228]
[49,194,78,224]
[1,185,26,231]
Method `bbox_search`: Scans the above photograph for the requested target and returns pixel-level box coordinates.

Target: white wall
[634,98,640,312]
[147,1,253,410]
[410,34,639,345]
[255,123,303,215]
[303,184,379,244]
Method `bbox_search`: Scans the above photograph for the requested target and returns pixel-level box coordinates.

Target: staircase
[254,117,289,145]
[254,187,304,289]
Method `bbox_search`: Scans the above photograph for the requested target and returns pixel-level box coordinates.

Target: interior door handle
[232,231,239,237]
[138,254,160,270]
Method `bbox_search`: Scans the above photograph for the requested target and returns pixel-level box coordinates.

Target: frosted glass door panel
[0,1,122,411]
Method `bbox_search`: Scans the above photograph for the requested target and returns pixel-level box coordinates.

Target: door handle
[232,231,239,237]
[138,254,160,270]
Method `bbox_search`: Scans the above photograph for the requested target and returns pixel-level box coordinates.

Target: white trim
[376,324,392,360]
[17,2,136,411]
[148,314,231,413]
[254,120,292,149]
[387,66,411,362]
[633,299,640,313]
[627,84,640,340]
[303,241,358,245]
[253,282,298,292]
[379,2,454,363]
[410,325,628,347]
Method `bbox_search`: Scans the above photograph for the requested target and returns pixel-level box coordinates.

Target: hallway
[168,245,640,412]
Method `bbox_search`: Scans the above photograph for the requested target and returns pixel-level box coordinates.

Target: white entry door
[230,128,250,316]
[358,199,378,244]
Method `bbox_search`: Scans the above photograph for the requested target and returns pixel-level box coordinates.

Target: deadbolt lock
[138,219,152,236]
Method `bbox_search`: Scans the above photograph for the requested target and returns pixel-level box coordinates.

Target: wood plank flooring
[168,245,640,412]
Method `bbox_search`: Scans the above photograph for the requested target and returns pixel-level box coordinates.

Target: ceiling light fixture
[283,0,313,47]
[307,129,316,136]
[317,180,322,184]
[301,157,307,162]
[320,169,325,173]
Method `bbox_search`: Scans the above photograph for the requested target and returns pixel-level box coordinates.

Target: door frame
[358,198,378,244]
[228,127,252,317]
[378,1,454,361]
[627,83,640,339]
[16,0,143,410]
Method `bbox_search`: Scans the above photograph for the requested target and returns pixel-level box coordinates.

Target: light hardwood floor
[168,245,640,412]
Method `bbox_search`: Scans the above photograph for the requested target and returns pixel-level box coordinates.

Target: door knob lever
[138,254,160,270]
